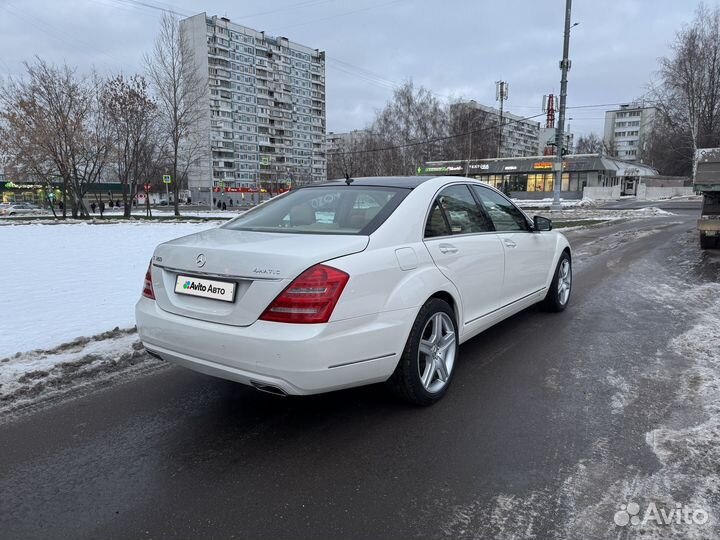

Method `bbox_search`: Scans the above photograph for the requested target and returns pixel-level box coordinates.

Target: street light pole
[552,0,573,210]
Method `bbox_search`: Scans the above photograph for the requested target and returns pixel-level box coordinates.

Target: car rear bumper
[135,298,415,395]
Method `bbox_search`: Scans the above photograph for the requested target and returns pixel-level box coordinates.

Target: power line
[101,0,189,17]
[265,0,406,33]
[229,0,337,20]
[2,2,119,66]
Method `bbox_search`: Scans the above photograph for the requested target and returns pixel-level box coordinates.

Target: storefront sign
[533,162,553,170]
[504,166,518,171]
[3,182,45,189]
[447,166,464,172]
[422,166,449,173]
[469,163,490,170]
[213,186,262,193]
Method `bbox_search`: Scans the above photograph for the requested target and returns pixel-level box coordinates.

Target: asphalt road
[2,208,719,540]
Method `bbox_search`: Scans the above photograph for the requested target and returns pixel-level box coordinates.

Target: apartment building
[603,104,657,162]
[463,102,542,158]
[181,13,326,200]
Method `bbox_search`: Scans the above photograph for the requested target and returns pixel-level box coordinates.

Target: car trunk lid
[151,227,368,326]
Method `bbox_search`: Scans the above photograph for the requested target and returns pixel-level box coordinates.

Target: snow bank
[0,221,215,357]
[514,197,597,209]
[0,328,163,418]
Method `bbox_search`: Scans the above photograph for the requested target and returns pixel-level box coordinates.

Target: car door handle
[503,239,517,248]
[439,243,459,254]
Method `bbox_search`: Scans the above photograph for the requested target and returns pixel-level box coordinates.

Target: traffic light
[561,147,569,157]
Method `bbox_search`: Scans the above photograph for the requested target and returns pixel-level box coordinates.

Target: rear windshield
[222,186,409,235]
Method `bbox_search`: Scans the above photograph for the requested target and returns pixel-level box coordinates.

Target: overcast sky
[0,0,700,137]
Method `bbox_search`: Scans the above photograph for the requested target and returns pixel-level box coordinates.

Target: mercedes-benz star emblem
[196,254,206,268]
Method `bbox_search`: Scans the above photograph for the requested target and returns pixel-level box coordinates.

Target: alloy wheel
[557,259,572,306]
[417,312,457,393]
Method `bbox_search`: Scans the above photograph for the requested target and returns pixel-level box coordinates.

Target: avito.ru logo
[614,501,708,527]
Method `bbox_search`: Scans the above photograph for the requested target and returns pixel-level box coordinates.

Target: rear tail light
[142,260,155,300]
[260,264,349,324]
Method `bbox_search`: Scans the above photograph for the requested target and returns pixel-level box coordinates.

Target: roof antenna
[345,173,353,185]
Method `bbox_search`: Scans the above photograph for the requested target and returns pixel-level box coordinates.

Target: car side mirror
[533,215,553,232]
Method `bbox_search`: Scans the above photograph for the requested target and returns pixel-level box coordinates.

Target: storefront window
[505,174,527,192]
[527,174,544,192]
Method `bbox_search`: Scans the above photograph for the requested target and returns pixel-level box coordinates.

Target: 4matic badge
[253,267,281,276]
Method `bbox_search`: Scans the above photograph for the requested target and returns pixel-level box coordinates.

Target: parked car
[136,176,572,405]
[1,203,41,216]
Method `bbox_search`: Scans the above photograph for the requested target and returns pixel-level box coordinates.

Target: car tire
[700,233,716,249]
[387,298,458,406]
[540,252,572,312]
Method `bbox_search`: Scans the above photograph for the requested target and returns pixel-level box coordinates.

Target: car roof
[316,176,438,189]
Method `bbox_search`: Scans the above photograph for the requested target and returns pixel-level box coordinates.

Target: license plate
[174,275,236,302]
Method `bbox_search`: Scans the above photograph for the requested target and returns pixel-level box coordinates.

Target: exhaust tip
[250,381,288,397]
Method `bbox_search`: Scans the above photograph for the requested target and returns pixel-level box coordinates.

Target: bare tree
[102,74,161,217]
[443,101,499,162]
[0,58,110,218]
[648,3,720,174]
[574,132,604,154]
[145,12,206,216]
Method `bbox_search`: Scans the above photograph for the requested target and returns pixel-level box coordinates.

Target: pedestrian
[99,200,105,217]
[109,200,114,208]
[58,201,63,211]
[229,199,233,207]
[222,201,227,211]
[217,200,222,209]
[91,202,96,214]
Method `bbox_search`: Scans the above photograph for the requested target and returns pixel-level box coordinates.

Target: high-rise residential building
[603,103,657,163]
[461,102,542,157]
[181,13,326,201]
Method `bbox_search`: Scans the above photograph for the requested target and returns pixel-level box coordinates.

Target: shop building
[420,154,659,199]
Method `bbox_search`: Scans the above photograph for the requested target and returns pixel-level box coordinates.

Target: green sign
[261,156,270,166]
[162,175,172,184]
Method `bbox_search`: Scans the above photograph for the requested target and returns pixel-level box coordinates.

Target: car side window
[471,186,529,232]
[425,200,451,237]
[425,185,495,238]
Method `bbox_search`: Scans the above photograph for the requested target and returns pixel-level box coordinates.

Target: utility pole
[496,81,508,158]
[209,133,214,211]
[552,0,574,210]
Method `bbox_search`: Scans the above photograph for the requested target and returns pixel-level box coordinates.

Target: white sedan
[1,203,41,216]
[136,176,572,405]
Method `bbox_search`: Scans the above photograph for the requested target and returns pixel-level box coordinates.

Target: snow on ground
[0,221,216,358]
[533,206,677,224]
[514,197,597,209]
[0,212,236,226]
[0,328,164,417]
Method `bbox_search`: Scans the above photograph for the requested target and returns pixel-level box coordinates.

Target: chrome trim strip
[152,263,284,282]
[464,288,547,325]
[328,352,397,369]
